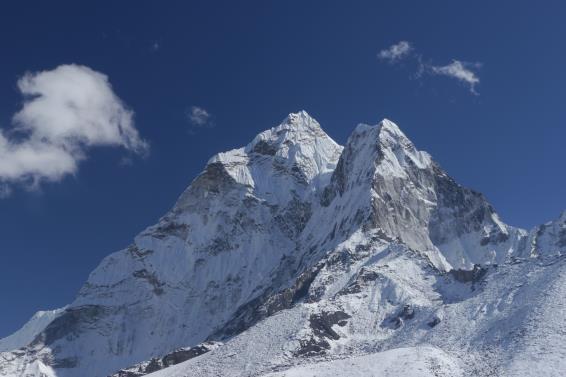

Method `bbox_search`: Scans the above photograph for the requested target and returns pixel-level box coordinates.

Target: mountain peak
[320,117,520,271]
[242,111,340,164]
[206,111,336,165]
[281,110,317,128]
[379,118,407,137]
[246,110,328,151]
[347,118,432,175]
[351,118,403,135]
[196,111,341,208]
[2,111,564,377]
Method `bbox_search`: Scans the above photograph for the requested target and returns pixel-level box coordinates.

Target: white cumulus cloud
[430,60,481,94]
[0,64,148,192]
[377,41,413,63]
[187,106,213,128]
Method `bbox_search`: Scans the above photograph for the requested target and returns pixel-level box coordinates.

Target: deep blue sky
[1,1,565,337]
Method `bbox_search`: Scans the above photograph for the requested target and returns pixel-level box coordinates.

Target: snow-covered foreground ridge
[1,111,565,377]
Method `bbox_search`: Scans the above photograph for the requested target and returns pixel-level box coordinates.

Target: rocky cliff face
[1,112,564,377]
[315,119,524,271]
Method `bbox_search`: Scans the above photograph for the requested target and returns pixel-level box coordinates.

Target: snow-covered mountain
[1,111,564,377]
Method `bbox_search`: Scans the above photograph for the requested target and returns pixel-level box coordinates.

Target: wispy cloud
[0,185,11,198]
[150,41,160,52]
[377,41,413,63]
[378,41,482,95]
[429,60,481,95]
[187,106,214,130]
[0,64,148,194]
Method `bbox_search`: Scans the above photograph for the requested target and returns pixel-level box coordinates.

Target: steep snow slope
[0,112,564,377]
[312,120,525,271]
[263,347,464,377]
[0,111,342,377]
[0,308,65,352]
[144,215,566,377]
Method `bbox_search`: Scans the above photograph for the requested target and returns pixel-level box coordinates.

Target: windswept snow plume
[0,64,148,191]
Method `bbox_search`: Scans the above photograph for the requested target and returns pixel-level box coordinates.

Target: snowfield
[263,347,463,377]
[1,111,564,377]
